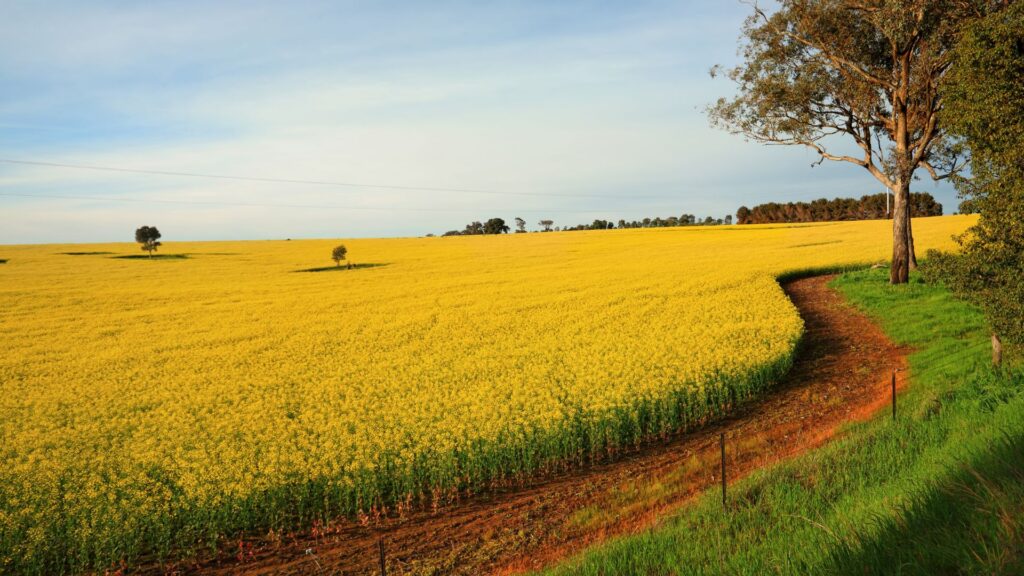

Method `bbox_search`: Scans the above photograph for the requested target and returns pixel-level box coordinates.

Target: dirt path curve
[179,275,909,576]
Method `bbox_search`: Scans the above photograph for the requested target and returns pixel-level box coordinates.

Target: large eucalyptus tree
[708,1,995,283]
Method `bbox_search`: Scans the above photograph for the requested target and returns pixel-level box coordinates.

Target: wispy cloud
[0,0,955,243]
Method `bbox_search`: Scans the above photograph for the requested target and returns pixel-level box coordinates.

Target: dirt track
[166,275,908,575]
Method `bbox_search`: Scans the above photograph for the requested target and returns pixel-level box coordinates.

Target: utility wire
[0,157,666,201]
[0,192,641,214]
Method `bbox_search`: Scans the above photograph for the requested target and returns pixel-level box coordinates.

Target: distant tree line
[440,213,733,236]
[735,193,942,225]
[561,214,731,231]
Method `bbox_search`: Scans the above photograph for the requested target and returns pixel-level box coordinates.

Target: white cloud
[0,1,957,243]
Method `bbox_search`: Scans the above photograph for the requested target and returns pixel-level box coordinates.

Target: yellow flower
[0,215,973,571]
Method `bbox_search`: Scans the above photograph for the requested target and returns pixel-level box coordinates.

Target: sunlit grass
[541,268,1023,575]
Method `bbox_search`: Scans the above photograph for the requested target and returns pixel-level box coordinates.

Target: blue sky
[0,0,955,243]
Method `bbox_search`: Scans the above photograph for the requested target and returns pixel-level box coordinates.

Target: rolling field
[0,216,972,572]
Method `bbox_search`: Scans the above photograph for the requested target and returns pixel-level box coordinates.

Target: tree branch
[751,2,893,90]
[920,156,969,181]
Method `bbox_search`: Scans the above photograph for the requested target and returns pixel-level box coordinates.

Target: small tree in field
[538,219,554,232]
[135,226,161,258]
[514,217,527,233]
[332,244,349,268]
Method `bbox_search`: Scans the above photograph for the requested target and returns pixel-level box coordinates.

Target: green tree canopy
[923,1,1024,365]
[135,226,162,258]
[331,244,348,267]
[483,218,510,234]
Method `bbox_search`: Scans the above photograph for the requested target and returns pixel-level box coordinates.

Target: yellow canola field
[0,216,971,572]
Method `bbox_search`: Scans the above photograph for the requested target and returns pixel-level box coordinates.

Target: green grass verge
[540,268,1024,576]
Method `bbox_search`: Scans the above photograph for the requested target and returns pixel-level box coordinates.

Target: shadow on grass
[295,263,389,273]
[111,254,190,260]
[0,259,6,264]
[183,252,242,256]
[61,251,115,256]
[829,426,1024,575]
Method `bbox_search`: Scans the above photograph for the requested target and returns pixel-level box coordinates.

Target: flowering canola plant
[0,216,971,572]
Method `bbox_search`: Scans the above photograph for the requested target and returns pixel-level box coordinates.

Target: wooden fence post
[720,432,726,508]
[891,369,897,420]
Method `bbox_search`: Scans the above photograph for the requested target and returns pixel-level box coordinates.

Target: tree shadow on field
[111,254,190,260]
[788,240,843,249]
[295,263,389,273]
[0,259,7,264]
[60,251,115,256]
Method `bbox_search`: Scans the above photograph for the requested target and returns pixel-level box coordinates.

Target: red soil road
[167,275,909,575]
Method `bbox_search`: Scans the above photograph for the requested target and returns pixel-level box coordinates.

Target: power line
[0,192,645,215]
[0,157,665,201]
